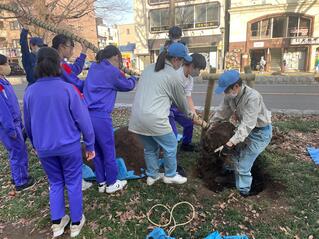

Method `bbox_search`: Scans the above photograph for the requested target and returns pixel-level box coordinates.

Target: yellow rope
[147,201,196,236]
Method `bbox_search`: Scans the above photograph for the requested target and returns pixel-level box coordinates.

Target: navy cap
[30,37,44,47]
[215,70,240,94]
[167,42,192,62]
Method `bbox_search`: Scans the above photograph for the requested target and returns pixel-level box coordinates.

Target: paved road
[14,82,319,111]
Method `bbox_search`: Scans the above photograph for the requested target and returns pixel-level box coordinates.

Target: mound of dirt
[199,122,268,194]
[82,127,145,175]
[114,127,145,175]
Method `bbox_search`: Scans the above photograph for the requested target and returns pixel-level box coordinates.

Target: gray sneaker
[51,215,70,238]
[163,173,187,184]
[70,215,86,238]
[146,173,164,186]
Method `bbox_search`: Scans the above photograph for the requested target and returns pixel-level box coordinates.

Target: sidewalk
[6,75,27,85]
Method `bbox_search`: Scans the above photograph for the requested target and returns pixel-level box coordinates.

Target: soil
[82,127,146,175]
[114,126,145,175]
[198,122,269,194]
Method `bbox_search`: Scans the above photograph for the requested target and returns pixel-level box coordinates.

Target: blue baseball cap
[30,37,44,47]
[215,70,240,94]
[167,42,192,62]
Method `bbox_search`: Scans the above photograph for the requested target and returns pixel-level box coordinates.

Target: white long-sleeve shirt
[129,62,191,136]
[212,85,271,145]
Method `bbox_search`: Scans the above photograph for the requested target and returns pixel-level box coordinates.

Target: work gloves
[214,144,237,157]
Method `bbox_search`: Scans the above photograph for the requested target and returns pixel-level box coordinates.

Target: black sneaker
[15,177,35,192]
[180,143,197,152]
[11,176,32,185]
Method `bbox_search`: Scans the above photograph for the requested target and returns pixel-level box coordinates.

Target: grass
[0,118,318,238]
[273,119,319,133]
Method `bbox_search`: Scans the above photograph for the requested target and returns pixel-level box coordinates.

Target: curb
[114,104,319,115]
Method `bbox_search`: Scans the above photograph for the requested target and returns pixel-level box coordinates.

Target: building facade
[229,0,319,72]
[117,23,137,69]
[0,11,22,63]
[0,4,98,63]
[96,18,119,49]
[134,0,227,71]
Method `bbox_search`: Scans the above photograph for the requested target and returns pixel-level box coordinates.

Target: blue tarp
[204,231,249,239]
[82,157,145,181]
[307,147,319,165]
[146,228,175,239]
[146,229,249,239]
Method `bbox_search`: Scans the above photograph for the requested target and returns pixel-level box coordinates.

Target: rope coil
[147,201,196,236]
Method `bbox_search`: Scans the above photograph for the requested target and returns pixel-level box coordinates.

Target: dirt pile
[114,127,145,175]
[82,127,145,175]
[199,122,267,193]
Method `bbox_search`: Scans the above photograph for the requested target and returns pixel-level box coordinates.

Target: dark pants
[169,105,193,145]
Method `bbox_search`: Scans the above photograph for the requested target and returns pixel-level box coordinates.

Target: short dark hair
[190,53,206,69]
[34,47,61,79]
[0,54,7,65]
[96,45,122,63]
[52,34,74,50]
[168,26,182,40]
[224,79,243,93]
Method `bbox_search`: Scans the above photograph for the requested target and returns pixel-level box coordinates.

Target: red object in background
[123,58,131,69]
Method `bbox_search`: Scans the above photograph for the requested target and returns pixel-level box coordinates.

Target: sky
[98,0,134,25]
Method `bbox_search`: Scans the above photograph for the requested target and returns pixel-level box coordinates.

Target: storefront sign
[291,37,319,45]
[253,42,264,48]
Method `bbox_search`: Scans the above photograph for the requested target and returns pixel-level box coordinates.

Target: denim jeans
[138,132,177,178]
[232,124,272,193]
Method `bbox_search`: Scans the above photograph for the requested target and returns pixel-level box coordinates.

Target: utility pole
[169,0,175,27]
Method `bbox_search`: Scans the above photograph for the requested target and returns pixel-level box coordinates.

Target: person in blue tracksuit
[169,53,207,152]
[0,54,34,191]
[52,34,87,92]
[23,47,95,238]
[20,27,45,85]
[83,45,137,194]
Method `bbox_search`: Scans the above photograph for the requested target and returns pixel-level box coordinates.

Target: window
[0,21,4,29]
[250,14,311,39]
[299,17,310,36]
[149,8,169,32]
[9,21,20,30]
[260,19,271,38]
[206,2,220,27]
[251,22,260,38]
[272,17,287,38]
[12,39,20,48]
[150,3,220,32]
[149,0,169,4]
[0,37,6,48]
[288,16,299,37]
[126,29,130,35]
[176,5,194,29]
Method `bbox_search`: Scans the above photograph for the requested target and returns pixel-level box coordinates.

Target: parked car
[9,62,25,76]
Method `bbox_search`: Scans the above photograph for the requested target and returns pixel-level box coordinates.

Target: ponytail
[155,48,168,72]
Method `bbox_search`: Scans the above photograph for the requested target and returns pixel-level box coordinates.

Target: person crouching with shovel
[211,70,272,197]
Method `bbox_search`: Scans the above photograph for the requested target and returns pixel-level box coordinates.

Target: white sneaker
[147,173,164,186]
[82,179,92,191]
[51,215,70,238]
[98,182,106,193]
[70,214,85,238]
[163,174,187,184]
[105,180,127,194]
